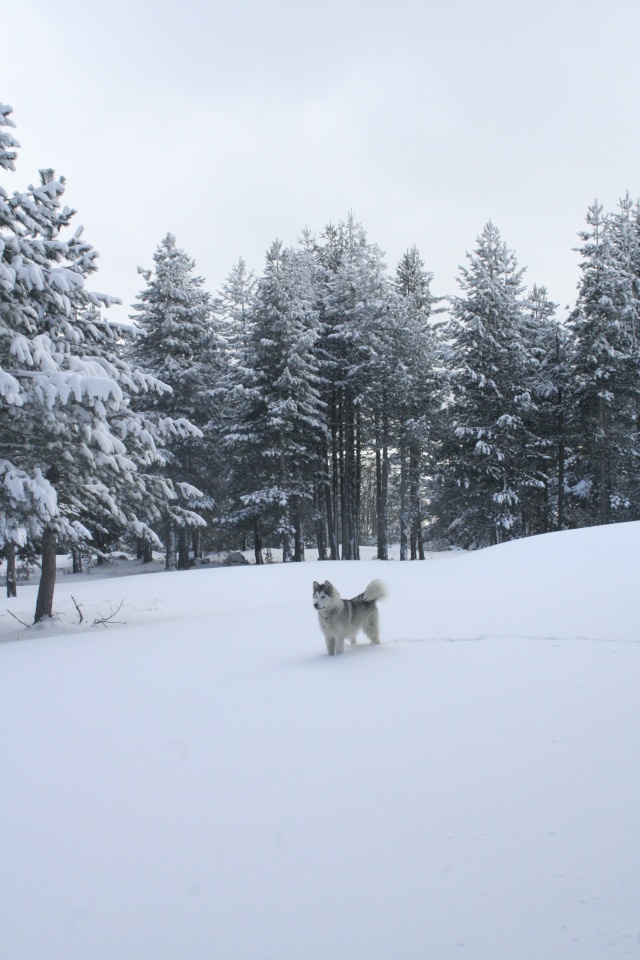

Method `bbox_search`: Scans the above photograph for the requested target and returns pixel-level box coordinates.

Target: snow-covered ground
[1,523,638,960]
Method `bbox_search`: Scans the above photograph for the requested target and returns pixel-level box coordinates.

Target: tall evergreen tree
[225,242,325,561]
[217,257,256,360]
[0,105,201,618]
[567,201,640,526]
[390,247,438,559]
[313,216,391,559]
[434,222,538,546]
[130,234,218,565]
[523,284,564,533]
[605,194,640,517]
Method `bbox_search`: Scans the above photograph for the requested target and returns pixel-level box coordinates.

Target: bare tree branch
[93,600,124,627]
[7,610,30,628]
[71,595,84,623]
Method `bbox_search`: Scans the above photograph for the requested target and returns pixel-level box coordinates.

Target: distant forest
[2,102,639,619]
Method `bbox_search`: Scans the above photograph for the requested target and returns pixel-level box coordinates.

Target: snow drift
[0,523,638,960]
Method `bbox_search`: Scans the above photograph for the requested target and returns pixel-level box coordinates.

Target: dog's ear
[313,581,320,592]
[324,581,333,593]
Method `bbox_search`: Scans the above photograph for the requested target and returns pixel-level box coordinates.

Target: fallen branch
[71,595,84,624]
[7,609,30,628]
[93,600,124,627]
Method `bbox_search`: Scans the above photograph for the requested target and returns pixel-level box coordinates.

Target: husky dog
[312,579,388,655]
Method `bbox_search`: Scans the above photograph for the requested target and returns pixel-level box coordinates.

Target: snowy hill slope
[1,523,638,960]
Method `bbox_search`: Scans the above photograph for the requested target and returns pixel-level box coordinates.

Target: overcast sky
[3,0,640,324]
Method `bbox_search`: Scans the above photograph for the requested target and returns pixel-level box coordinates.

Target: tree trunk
[178,527,190,568]
[339,391,349,559]
[72,548,83,574]
[34,528,57,623]
[409,444,424,559]
[282,520,292,562]
[192,528,201,560]
[342,389,360,560]
[399,444,408,560]
[94,528,106,564]
[142,540,154,564]
[329,387,340,559]
[409,445,417,560]
[376,411,389,561]
[353,407,361,560]
[314,484,327,561]
[293,498,304,562]
[417,516,425,560]
[254,519,264,564]
[557,385,565,530]
[376,444,384,559]
[6,542,17,598]
[165,522,177,571]
[598,394,608,525]
[324,433,338,559]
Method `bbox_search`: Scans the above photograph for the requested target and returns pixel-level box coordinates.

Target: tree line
[2,102,640,619]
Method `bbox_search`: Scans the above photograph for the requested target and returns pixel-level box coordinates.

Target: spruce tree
[217,257,256,361]
[313,216,391,559]
[434,222,537,546]
[390,247,438,559]
[130,234,220,565]
[0,104,202,618]
[567,200,640,525]
[225,242,325,561]
[524,284,564,532]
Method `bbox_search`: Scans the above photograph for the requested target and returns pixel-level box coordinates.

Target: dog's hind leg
[364,610,381,645]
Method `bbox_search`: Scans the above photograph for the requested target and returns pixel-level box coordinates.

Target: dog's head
[312,580,335,612]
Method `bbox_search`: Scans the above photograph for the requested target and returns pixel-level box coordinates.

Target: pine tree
[434,222,538,546]
[0,104,201,617]
[567,200,640,525]
[208,258,258,550]
[524,284,564,532]
[129,234,219,566]
[390,247,438,559]
[605,194,640,517]
[313,216,391,559]
[217,257,256,361]
[225,242,325,561]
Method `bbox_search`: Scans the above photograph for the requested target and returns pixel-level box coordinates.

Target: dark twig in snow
[7,609,30,628]
[93,600,125,627]
[71,596,84,623]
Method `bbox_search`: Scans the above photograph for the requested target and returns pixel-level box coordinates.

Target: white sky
[3,0,640,325]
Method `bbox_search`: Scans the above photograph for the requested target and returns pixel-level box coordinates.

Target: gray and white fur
[312,579,388,655]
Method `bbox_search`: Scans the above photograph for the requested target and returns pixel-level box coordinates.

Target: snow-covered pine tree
[313,216,391,560]
[522,284,564,533]
[434,222,538,547]
[0,105,202,618]
[206,258,259,546]
[604,194,640,518]
[224,241,325,561]
[625,199,640,516]
[129,234,221,566]
[390,246,439,559]
[217,257,256,362]
[607,193,640,352]
[567,200,640,525]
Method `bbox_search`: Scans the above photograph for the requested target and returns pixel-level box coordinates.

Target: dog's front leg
[325,635,336,656]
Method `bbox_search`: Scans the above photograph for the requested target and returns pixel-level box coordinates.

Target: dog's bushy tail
[363,579,388,602]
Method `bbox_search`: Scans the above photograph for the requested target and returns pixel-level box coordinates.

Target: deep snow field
[1,523,639,960]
